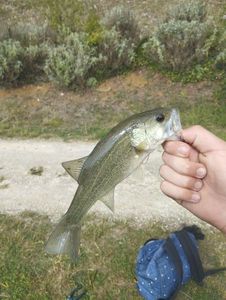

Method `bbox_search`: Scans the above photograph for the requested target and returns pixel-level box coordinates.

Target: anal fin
[100,190,115,213]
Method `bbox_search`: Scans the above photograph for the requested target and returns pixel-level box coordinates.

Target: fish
[45,108,182,260]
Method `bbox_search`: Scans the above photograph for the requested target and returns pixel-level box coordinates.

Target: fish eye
[155,113,165,123]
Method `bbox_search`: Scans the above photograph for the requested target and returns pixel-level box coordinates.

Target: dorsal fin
[62,156,87,182]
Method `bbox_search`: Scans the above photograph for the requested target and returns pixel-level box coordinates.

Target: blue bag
[136,226,226,300]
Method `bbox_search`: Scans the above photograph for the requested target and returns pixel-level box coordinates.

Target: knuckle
[192,125,203,132]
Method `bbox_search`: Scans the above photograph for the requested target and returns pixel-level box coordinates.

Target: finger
[163,141,199,162]
[181,125,225,153]
[160,164,203,191]
[162,152,207,178]
[163,141,190,157]
[160,181,201,203]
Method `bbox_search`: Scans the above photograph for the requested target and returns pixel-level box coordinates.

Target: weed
[29,167,44,176]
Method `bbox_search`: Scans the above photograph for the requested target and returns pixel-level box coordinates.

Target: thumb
[181,125,225,153]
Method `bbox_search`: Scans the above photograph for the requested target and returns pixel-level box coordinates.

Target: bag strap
[164,237,183,300]
[175,230,205,284]
[176,229,226,282]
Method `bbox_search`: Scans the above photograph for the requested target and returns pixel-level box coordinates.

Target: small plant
[45,32,98,88]
[38,0,99,35]
[84,13,104,47]
[165,1,207,22]
[38,0,85,32]
[21,44,49,80]
[96,28,136,76]
[0,39,23,84]
[102,5,140,46]
[215,50,226,70]
[29,166,44,176]
[0,22,55,47]
[143,1,217,72]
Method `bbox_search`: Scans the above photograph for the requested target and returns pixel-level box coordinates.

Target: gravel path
[0,139,203,227]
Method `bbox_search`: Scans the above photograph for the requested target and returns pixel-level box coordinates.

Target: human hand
[160,125,226,234]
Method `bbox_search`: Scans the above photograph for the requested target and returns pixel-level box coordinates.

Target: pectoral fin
[100,190,115,213]
[131,125,149,151]
[62,156,87,182]
[132,165,144,181]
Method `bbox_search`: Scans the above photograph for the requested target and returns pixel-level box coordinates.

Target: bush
[0,22,55,47]
[143,1,217,72]
[38,0,99,35]
[96,28,136,76]
[21,44,50,80]
[44,32,98,88]
[0,39,23,84]
[102,5,140,46]
[215,50,226,70]
[165,1,207,22]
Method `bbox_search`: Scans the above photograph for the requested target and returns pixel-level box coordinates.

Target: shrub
[215,50,226,70]
[0,39,23,84]
[44,32,98,88]
[96,28,136,76]
[84,13,105,47]
[38,0,99,34]
[165,1,207,22]
[143,1,217,72]
[0,22,55,47]
[102,5,140,46]
[21,44,50,80]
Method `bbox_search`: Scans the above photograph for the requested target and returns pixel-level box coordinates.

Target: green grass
[0,83,225,141]
[0,212,226,299]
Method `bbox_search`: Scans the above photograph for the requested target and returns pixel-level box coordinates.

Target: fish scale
[68,134,138,223]
[45,108,182,260]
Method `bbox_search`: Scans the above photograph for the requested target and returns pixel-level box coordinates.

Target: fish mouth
[164,108,182,140]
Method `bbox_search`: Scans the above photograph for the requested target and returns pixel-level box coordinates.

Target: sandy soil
[0,138,205,228]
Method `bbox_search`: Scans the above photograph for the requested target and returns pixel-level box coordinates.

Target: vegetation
[142,1,218,71]
[0,39,24,84]
[0,1,225,88]
[45,33,98,88]
[0,2,226,299]
[0,212,226,299]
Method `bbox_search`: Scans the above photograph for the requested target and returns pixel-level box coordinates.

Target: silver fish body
[46,108,182,260]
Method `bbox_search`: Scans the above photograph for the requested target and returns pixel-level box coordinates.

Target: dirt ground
[0,138,209,230]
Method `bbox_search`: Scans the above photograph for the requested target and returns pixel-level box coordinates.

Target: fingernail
[196,168,206,178]
[194,181,202,190]
[191,193,201,203]
[177,146,189,156]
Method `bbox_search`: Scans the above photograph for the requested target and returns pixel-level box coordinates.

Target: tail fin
[45,216,81,261]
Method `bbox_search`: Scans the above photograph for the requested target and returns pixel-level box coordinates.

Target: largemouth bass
[46,108,182,260]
